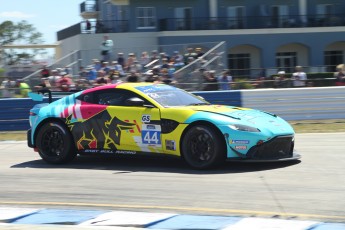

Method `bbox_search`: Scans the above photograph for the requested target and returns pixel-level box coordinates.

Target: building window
[276,52,297,73]
[136,7,156,29]
[227,6,245,29]
[228,53,250,77]
[271,5,289,27]
[175,7,192,30]
[325,51,343,72]
[316,4,333,26]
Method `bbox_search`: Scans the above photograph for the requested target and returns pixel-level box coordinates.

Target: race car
[28,83,300,169]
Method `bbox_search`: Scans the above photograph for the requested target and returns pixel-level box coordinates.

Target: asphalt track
[0,133,344,227]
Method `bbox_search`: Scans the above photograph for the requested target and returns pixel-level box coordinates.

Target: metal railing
[57,14,345,41]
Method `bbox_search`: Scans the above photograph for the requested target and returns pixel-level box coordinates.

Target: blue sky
[0,0,82,44]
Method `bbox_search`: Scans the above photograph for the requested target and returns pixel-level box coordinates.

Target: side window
[96,89,153,106]
[77,93,96,104]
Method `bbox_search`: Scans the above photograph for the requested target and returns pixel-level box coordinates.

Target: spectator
[150,50,159,62]
[40,65,50,78]
[143,71,157,83]
[172,50,183,63]
[109,70,123,84]
[92,59,102,71]
[184,48,197,64]
[203,70,218,91]
[140,51,150,67]
[0,78,15,98]
[117,53,125,68]
[57,72,73,92]
[86,66,97,84]
[85,19,91,33]
[218,69,233,90]
[335,64,345,86]
[127,70,140,82]
[100,35,113,62]
[94,70,109,86]
[34,78,51,90]
[15,79,31,97]
[111,61,125,77]
[130,60,142,73]
[96,20,104,33]
[78,66,88,80]
[126,53,137,71]
[274,71,289,88]
[100,61,111,74]
[48,69,61,90]
[195,47,204,58]
[291,66,307,87]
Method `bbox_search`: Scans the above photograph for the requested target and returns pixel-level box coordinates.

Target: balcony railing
[159,14,345,31]
[57,20,129,40]
[57,14,345,41]
[80,0,99,13]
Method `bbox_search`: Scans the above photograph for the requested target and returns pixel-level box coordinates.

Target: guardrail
[0,87,344,131]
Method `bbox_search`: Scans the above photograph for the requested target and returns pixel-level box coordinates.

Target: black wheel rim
[189,130,214,162]
[41,127,65,157]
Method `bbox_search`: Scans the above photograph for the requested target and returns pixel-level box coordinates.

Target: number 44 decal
[142,131,161,144]
[141,124,161,146]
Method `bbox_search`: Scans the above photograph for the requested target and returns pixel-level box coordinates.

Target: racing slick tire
[35,121,76,164]
[182,125,226,169]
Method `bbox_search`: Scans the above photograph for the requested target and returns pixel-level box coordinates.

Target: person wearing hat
[274,71,288,88]
[203,70,219,91]
[126,53,137,71]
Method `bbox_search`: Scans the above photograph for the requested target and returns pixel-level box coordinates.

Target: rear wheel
[35,121,76,164]
[182,125,225,169]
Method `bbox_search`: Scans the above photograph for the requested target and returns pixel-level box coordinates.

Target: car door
[94,88,162,153]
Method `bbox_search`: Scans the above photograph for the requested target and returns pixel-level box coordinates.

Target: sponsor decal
[231,140,250,144]
[235,145,247,150]
[146,124,156,130]
[115,150,136,155]
[165,140,176,151]
[81,149,136,155]
[142,124,161,146]
[141,115,151,123]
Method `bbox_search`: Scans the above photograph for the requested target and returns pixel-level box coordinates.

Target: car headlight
[228,124,261,132]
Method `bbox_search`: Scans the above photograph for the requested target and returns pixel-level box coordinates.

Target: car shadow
[11,154,301,174]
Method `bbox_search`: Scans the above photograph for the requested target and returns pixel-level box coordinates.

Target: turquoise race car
[28,83,300,169]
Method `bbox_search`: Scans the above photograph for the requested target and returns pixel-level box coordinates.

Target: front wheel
[182,125,225,169]
[35,121,76,164]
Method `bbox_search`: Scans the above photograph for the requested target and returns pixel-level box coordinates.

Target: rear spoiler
[28,89,53,103]
[28,89,81,104]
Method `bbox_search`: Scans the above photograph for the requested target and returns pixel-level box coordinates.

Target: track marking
[0,201,344,221]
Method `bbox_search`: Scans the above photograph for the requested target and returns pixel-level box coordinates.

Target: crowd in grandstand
[1,46,345,98]
[31,47,225,92]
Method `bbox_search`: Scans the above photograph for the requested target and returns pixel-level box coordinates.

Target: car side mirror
[28,92,44,102]
[125,97,145,106]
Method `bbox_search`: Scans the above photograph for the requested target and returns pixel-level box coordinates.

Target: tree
[0,20,45,65]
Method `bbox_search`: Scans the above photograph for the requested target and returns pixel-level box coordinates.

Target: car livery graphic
[28,83,300,169]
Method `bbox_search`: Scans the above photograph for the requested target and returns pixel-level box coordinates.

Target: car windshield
[135,84,209,107]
